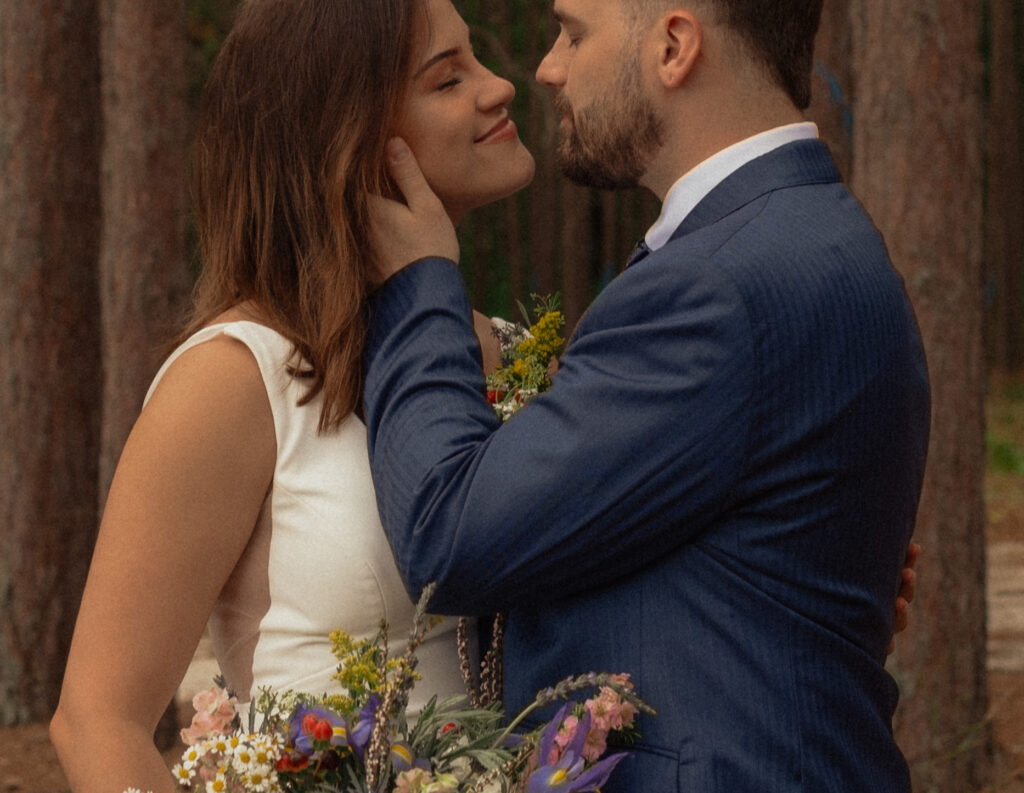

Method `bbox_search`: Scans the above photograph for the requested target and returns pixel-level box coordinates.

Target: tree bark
[525,0,558,299]
[984,0,1024,372]
[99,0,191,499]
[807,0,853,179]
[849,1,990,790]
[99,0,191,746]
[560,183,590,328]
[0,0,103,724]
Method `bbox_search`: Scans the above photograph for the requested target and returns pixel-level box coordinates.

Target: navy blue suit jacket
[363,140,929,791]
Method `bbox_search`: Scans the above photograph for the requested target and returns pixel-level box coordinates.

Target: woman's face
[396,0,535,224]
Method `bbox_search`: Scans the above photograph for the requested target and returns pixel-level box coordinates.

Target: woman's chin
[445,173,536,226]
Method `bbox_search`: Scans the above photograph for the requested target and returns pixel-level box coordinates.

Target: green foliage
[986,378,1024,474]
[987,432,1024,475]
[187,0,240,109]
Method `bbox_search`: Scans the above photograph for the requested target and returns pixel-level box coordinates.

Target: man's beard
[553,57,664,190]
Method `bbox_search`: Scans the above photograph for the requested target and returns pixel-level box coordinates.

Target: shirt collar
[645,122,819,251]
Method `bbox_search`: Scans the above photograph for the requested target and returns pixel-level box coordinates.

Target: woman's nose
[478,69,516,111]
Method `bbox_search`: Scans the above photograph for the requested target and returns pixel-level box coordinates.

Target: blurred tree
[984,0,1024,372]
[849,0,990,790]
[0,0,103,725]
[98,0,193,747]
[806,0,853,179]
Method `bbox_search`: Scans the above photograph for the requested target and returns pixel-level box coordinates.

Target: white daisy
[231,743,255,774]
[180,744,203,770]
[244,767,276,792]
[205,771,229,793]
[172,762,195,784]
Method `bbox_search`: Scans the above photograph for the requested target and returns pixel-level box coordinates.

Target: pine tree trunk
[984,0,1024,372]
[99,0,192,747]
[0,0,103,725]
[849,1,990,789]
[525,0,558,299]
[99,0,191,498]
[807,0,853,179]
[560,184,590,328]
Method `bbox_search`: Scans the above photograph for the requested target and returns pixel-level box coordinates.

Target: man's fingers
[905,541,921,571]
[898,542,920,605]
[898,568,916,605]
[368,141,460,280]
[385,137,439,214]
[893,597,909,632]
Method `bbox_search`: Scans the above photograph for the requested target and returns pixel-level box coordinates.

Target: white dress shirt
[645,122,819,252]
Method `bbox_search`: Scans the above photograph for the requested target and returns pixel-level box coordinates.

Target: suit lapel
[566,139,842,344]
[669,139,842,242]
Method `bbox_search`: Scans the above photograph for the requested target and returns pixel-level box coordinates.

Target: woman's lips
[476,117,517,144]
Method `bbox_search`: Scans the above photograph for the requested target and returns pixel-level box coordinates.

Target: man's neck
[642,94,805,200]
[641,121,819,252]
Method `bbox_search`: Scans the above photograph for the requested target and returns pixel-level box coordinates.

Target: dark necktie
[626,239,651,268]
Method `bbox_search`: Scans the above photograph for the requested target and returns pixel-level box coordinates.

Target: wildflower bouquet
[155,585,653,793]
[485,295,565,422]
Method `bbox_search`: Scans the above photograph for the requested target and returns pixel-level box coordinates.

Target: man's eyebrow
[415,47,460,78]
[552,8,580,25]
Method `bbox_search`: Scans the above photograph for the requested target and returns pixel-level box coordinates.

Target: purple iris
[390,739,430,772]
[288,705,349,756]
[525,704,629,793]
[347,694,380,758]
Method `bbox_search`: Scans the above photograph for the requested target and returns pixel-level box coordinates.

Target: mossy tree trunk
[98,0,193,747]
[850,1,990,790]
[0,0,103,725]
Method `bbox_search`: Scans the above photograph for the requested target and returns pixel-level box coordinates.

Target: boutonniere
[485,295,565,422]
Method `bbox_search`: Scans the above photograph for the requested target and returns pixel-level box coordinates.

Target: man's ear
[656,10,702,88]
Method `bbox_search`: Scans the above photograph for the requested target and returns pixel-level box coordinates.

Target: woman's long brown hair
[182,0,416,432]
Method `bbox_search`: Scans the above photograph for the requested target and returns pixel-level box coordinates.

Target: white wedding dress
[145,321,471,717]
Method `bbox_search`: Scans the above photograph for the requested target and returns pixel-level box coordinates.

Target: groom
[364,0,928,790]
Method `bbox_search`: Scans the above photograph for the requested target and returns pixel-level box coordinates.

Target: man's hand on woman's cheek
[368,137,460,285]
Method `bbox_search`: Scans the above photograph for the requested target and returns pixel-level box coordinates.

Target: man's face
[536,0,664,190]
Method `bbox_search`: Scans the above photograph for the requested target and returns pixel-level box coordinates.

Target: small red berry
[313,718,333,743]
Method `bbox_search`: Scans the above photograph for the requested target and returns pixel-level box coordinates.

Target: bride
[49,1,534,791]
[49,0,917,790]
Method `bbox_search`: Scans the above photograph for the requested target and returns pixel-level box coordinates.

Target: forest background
[1,1,1022,792]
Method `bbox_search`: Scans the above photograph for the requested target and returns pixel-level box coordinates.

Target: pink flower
[582,725,608,762]
[394,767,433,793]
[180,685,237,745]
[548,714,579,764]
[585,686,637,733]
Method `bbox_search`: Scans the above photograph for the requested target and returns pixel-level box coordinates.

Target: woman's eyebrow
[415,47,460,77]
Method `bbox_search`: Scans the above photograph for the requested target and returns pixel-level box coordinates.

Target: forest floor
[3,380,1024,792]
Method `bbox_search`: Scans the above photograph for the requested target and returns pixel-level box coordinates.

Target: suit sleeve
[363,256,755,615]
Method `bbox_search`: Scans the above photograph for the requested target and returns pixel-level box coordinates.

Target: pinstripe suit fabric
[363,140,928,791]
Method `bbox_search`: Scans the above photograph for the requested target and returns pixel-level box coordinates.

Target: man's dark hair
[718,0,823,109]
[633,0,824,109]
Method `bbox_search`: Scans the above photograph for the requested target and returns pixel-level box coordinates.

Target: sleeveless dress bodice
[145,321,470,714]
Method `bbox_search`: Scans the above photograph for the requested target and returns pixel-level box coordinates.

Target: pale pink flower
[180,686,237,745]
[582,725,609,762]
[607,673,634,689]
[585,694,614,732]
[548,714,580,764]
[394,767,433,793]
[586,686,637,733]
